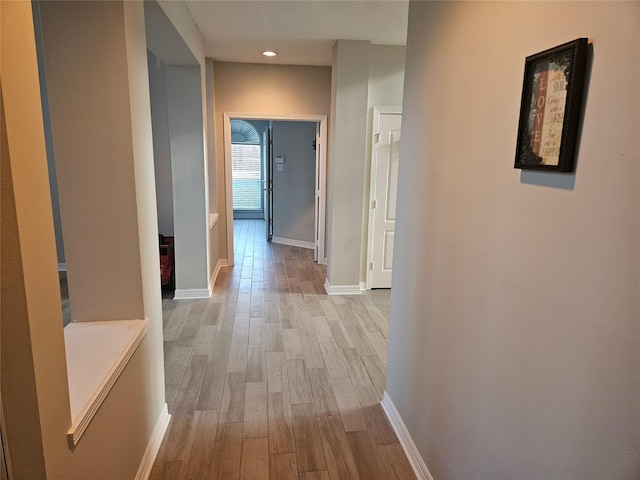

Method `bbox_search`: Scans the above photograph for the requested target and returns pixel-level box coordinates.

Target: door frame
[366,107,402,290]
[261,129,272,240]
[223,113,328,266]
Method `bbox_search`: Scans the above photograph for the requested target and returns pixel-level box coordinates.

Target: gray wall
[33,5,66,266]
[386,1,640,478]
[326,40,370,287]
[147,50,174,236]
[272,121,317,244]
[145,0,211,296]
[361,44,406,282]
[166,65,209,291]
[367,45,406,109]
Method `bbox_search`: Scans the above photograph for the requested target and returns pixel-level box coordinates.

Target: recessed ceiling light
[262,51,277,57]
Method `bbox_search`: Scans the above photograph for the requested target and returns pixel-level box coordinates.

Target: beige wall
[386,1,639,478]
[212,61,332,260]
[206,58,219,215]
[206,59,220,288]
[2,1,168,478]
[39,0,145,322]
[1,3,66,476]
[209,220,220,289]
[121,4,167,475]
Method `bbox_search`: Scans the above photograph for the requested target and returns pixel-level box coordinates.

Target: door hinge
[370,262,374,270]
[374,133,380,143]
[372,200,376,209]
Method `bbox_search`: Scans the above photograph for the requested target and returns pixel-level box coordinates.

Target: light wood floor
[150,220,415,480]
[59,272,72,326]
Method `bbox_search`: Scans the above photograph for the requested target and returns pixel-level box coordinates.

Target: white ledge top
[64,318,148,447]
[209,213,219,230]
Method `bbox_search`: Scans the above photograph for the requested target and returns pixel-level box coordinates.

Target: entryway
[224,114,328,267]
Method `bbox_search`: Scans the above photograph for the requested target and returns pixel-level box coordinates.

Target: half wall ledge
[64,318,148,447]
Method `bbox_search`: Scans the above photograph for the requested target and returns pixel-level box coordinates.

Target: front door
[368,111,402,288]
[263,127,273,241]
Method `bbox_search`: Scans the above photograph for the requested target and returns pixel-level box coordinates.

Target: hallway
[150,220,415,479]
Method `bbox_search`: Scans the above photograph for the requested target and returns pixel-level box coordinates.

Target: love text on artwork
[530,64,567,165]
[531,70,547,154]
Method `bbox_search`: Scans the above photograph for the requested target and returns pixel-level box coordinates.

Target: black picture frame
[515,38,588,172]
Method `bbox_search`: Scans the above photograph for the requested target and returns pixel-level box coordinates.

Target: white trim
[365,107,402,290]
[324,278,362,296]
[135,403,171,480]
[315,121,327,263]
[271,236,315,250]
[224,112,328,268]
[381,392,434,480]
[58,263,67,272]
[65,319,148,447]
[173,288,210,300]
[208,259,228,295]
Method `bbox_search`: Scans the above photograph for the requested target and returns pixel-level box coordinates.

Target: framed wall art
[515,38,588,172]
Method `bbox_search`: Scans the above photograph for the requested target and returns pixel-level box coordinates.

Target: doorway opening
[223,113,328,267]
[145,0,208,300]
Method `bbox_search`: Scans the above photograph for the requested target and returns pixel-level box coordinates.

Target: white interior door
[368,110,402,288]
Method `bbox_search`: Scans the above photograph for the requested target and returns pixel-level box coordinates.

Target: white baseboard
[324,278,362,295]
[135,402,171,480]
[209,259,228,295]
[271,236,315,250]
[381,392,434,480]
[173,288,211,300]
[359,281,367,291]
[58,263,67,272]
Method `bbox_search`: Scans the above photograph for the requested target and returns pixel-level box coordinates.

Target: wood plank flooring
[59,272,72,326]
[151,220,414,480]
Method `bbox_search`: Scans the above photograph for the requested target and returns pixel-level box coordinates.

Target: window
[231,120,263,217]
[232,143,262,210]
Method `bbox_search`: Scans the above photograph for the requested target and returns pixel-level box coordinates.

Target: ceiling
[184,0,409,66]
